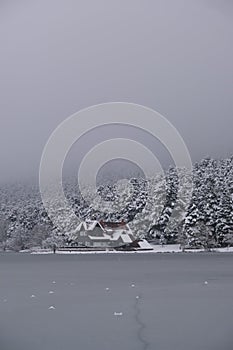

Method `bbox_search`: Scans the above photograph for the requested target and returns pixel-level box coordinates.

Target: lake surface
[0,252,233,350]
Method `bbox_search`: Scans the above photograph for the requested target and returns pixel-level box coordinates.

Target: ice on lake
[0,252,233,350]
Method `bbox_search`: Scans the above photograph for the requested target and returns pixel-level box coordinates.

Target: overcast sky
[0,0,233,183]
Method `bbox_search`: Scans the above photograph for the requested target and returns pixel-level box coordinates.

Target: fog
[0,0,233,183]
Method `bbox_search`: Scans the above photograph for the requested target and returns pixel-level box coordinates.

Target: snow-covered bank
[30,244,233,255]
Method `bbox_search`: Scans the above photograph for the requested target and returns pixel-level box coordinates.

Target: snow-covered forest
[0,156,232,251]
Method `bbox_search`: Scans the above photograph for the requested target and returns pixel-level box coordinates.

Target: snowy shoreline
[28,244,233,255]
[2,244,233,255]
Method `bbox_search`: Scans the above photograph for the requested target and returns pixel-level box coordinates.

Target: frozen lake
[0,253,233,350]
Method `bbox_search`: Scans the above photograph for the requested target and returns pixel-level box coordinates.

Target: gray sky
[0,0,233,183]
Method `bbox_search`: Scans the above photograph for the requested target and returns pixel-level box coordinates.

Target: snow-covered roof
[88,235,110,241]
[100,221,129,231]
[75,220,132,233]
[120,233,133,243]
[70,220,135,245]
[75,220,100,232]
[108,230,124,241]
[137,239,153,250]
[88,230,134,244]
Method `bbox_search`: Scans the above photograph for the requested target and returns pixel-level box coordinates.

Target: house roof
[99,221,129,231]
[88,235,110,241]
[74,220,131,233]
[120,233,133,243]
[89,230,134,243]
[70,220,135,245]
[75,220,99,232]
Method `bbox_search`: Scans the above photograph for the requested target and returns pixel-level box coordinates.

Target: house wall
[89,226,104,236]
[73,231,88,246]
[92,241,109,247]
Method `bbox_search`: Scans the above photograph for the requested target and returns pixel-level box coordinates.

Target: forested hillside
[0,157,232,251]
